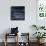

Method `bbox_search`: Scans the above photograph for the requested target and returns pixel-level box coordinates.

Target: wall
[0,0,36,42]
